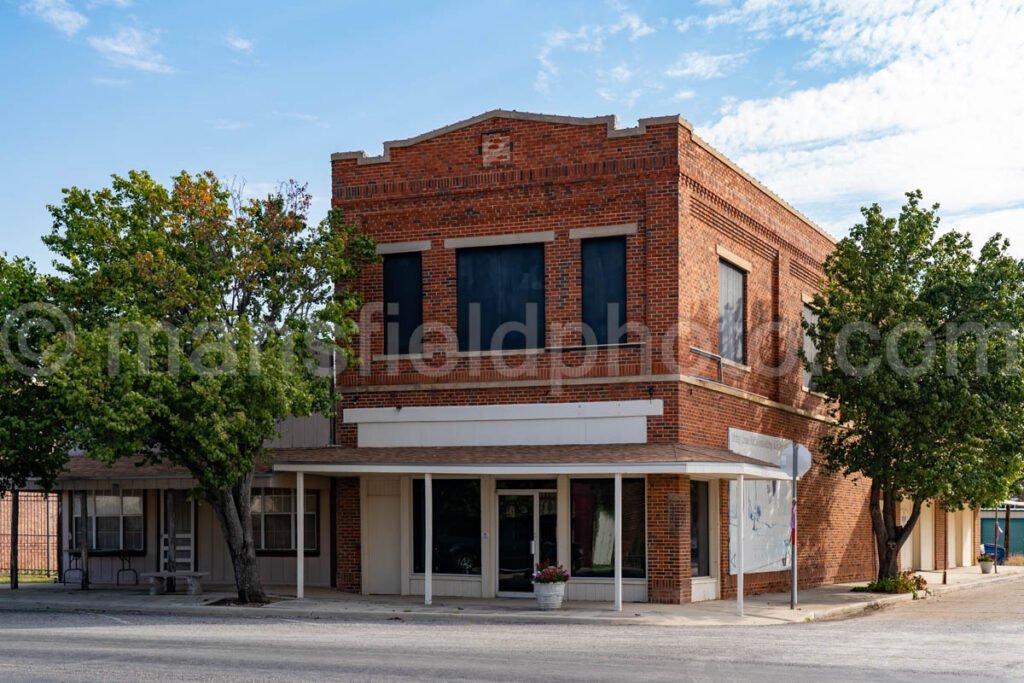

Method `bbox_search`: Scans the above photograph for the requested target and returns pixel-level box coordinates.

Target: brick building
[47,110,977,602]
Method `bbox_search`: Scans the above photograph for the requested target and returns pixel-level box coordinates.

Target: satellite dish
[779,444,812,479]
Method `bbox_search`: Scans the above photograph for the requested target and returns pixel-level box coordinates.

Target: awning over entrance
[269,442,791,480]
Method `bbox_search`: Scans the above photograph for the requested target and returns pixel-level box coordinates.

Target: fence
[0,491,59,577]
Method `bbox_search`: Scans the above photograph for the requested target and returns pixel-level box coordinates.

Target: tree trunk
[204,470,267,604]
[869,480,922,581]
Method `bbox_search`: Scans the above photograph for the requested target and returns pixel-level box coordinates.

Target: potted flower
[978,554,995,574]
[532,562,570,610]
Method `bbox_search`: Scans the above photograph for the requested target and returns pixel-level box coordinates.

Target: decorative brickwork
[334,477,361,592]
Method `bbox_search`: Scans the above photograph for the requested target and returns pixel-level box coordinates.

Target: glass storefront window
[691,480,711,577]
[413,479,482,575]
[570,478,646,578]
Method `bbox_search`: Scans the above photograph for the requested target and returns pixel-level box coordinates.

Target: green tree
[44,171,374,602]
[0,256,70,495]
[806,191,1024,580]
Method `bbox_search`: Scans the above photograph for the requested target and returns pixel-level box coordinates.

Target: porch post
[614,473,622,612]
[737,474,745,617]
[296,471,305,599]
[424,473,433,606]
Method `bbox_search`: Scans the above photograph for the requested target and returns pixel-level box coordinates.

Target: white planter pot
[534,582,566,610]
[980,561,994,574]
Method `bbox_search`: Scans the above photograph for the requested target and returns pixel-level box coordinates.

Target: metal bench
[116,555,139,586]
[140,571,209,596]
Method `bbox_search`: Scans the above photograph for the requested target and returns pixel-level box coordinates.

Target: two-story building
[50,110,977,604]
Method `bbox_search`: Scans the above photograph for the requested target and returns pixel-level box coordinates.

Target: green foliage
[805,190,1024,577]
[43,171,375,491]
[0,256,70,493]
[853,571,928,595]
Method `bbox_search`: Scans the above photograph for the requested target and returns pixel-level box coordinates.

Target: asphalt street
[1,579,1022,682]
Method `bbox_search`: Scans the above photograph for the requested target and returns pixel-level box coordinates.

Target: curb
[806,570,1024,622]
[3,571,1022,627]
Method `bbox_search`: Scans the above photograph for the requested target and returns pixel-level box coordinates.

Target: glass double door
[497,490,557,595]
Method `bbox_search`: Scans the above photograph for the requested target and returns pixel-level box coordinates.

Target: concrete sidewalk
[2,565,1022,626]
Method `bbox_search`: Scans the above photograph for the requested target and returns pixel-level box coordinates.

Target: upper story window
[456,243,545,351]
[718,259,747,365]
[802,303,820,390]
[581,236,627,345]
[383,252,423,355]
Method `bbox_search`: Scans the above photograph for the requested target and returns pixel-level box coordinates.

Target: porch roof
[270,442,791,480]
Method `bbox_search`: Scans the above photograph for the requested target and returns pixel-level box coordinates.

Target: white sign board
[727,429,794,575]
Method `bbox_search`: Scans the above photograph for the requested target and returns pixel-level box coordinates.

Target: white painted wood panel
[365,481,402,594]
[409,575,483,598]
[566,579,647,603]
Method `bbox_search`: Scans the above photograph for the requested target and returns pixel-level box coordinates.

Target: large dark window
[570,478,645,578]
[251,488,318,554]
[456,243,545,351]
[802,303,820,390]
[718,259,746,364]
[690,480,710,577]
[581,236,627,345]
[413,479,482,575]
[72,490,144,553]
[383,252,423,355]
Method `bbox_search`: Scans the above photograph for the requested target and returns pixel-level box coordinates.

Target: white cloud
[212,120,253,131]
[602,63,632,83]
[666,51,746,79]
[225,30,253,55]
[87,26,174,73]
[20,0,87,36]
[673,17,694,32]
[276,112,330,129]
[534,2,654,94]
[86,0,131,7]
[673,89,696,101]
[697,0,1024,251]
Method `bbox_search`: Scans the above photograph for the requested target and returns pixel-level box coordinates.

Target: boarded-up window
[803,303,820,390]
[718,259,746,364]
[456,243,545,351]
[383,252,423,355]
[582,236,627,345]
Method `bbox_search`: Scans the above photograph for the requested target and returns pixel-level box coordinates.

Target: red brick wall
[334,477,361,592]
[329,112,876,601]
[646,474,692,603]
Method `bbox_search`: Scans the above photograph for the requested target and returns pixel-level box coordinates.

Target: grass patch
[0,573,58,584]
[1004,554,1024,566]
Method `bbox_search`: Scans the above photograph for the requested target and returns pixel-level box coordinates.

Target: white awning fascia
[272,461,790,480]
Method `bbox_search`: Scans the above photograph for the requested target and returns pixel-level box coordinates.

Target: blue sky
[3,0,1023,270]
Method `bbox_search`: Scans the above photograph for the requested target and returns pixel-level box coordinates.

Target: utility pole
[790,443,798,610]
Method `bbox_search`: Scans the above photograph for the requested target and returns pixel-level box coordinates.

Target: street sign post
[780,443,812,609]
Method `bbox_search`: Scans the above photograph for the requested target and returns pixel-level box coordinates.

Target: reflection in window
[413,479,482,575]
[719,259,746,364]
[250,488,318,553]
[570,478,646,578]
[72,490,144,552]
[802,303,820,390]
[691,480,710,577]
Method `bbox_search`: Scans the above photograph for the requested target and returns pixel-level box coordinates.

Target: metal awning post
[424,473,433,606]
[296,471,305,599]
[614,473,622,612]
[737,474,745,618]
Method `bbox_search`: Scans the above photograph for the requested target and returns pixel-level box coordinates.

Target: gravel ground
[0,579,1022,682]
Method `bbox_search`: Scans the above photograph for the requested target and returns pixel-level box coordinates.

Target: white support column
[736,474,745,618]
[614,473,623,612]
[296,471,305,599]
[424,473,433,607]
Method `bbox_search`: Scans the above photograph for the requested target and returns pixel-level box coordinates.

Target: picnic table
[140,571,209,596]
